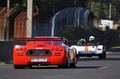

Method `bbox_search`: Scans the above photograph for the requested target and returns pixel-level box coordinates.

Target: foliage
[58,26,104,40]
[0,0,120,22]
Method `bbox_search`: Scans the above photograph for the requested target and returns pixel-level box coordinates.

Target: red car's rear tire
[14,65,25,69]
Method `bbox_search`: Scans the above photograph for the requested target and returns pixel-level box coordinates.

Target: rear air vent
[54,52,61,56]
[27,50,52,56]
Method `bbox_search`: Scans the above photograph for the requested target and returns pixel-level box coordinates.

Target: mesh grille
[27,50,52,56]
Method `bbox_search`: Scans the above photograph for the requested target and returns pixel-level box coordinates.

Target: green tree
[0,0,120,23]
[0,0,7,7]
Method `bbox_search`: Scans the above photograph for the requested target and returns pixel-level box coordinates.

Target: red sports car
[13,36,77,69]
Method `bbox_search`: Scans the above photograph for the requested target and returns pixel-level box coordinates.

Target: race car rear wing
[14,37,63,42]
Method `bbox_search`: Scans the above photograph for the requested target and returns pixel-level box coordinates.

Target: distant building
[97,19,114,30]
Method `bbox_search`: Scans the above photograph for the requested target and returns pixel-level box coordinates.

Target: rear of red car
[13,36,69,69]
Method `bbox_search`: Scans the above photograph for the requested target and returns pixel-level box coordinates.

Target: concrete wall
[0,41,25,63]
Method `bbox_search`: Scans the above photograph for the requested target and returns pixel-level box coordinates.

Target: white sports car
[70,44,106,59]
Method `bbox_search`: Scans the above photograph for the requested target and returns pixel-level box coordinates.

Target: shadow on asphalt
[77,51,120,61]
[78,57,120,61]
[26,66,101,69]
[73,66,101,69]
[78,58,120,61]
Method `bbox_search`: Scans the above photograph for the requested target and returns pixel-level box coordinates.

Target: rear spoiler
[14,38,63,42]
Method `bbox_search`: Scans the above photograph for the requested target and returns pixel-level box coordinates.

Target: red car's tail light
[20,47,23,51]
[51,48,54,51]
[16,48,19,51]
[16,47,27,51]
[59,48,63,51]
[51,47,63,51]
[55,47,58,51]
[24,47,27,51]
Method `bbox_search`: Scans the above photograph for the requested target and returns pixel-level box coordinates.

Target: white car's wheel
[103,51,106,58]
[98,51,106,59]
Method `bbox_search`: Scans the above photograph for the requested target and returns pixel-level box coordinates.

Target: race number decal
[84,46,88,53]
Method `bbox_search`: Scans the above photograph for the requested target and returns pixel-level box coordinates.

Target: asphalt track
[0,52,120,79]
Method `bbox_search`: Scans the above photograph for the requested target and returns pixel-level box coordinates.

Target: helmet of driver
[89,36,95,41]
[80,39,86,42]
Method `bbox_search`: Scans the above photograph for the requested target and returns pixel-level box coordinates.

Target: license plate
[31,58,47,62]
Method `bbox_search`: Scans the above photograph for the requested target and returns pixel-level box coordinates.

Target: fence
[48,7,95,36]
[0,7,51,41]
[0,7,20,41]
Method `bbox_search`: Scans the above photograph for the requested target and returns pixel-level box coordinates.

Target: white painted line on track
[106,52,112,54]
[42,75,64,79]
[99,67,108,70]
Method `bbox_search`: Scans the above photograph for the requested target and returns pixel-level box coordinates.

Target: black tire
[103,46,106,58]
[58,63,69,68]
[57,59,70,68]
[98,54,103,59]
[98,51,106,59]
[77,56,79,59]
[26,65,32,69]
[103,51,106,58]
[14,65,25,69]
[69,48,77,68]
[69,63,76,68]
[69,57,77,68]
[58,48,77,68]
[58,65,63,68]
